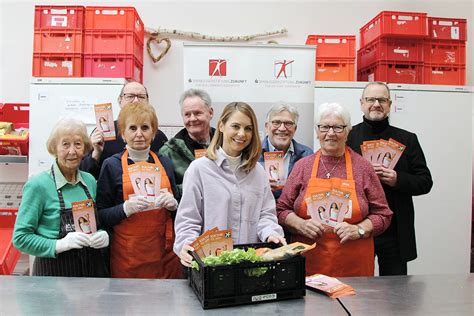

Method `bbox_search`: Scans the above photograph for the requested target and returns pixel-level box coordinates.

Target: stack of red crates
[423,17,467,85]
[357,11,429,84]
[32,6,85,77]
[306,35,356,81]
[83,7,145,82]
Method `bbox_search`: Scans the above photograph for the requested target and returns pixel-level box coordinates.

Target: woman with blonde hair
[174,102,286,267]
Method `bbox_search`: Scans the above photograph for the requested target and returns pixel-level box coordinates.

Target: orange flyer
[194,149,206,159]
[207,229,233,256]
[308,190,330,225]
[72,199,97,234]
[94,103,116,141]
[264,151,285,186]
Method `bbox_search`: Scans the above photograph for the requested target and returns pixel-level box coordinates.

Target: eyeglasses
[317,125,347,133]
[121,93,148,102]
[271,120,296,129]
[364,97,390,105]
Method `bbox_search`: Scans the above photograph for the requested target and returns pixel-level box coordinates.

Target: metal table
[338,274,474,315]
[0,276,344,315]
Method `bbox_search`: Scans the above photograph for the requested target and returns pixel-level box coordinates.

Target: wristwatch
[357,225,365,239]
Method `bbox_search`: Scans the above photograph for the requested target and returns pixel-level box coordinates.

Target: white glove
[55,232,91,254]
[123,196,150,217]
[90,230,109,249]
[154,192,178,211]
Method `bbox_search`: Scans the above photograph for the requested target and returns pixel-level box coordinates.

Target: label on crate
[94,103,116,141]
[251,293,277,302]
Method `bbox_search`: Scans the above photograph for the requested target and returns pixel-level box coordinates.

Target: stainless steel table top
[338,274,474,315]
[0,276,344,315]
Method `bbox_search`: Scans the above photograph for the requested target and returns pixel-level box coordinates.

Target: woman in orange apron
[276,102,393,277]
[96,102,183,279]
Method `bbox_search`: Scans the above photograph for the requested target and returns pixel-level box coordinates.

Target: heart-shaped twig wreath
[147,36,171,64]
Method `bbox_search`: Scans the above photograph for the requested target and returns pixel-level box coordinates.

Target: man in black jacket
[80,81,168,179]
[347,82,433,275]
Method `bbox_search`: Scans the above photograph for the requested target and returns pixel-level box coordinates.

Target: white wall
[1,0,472,126]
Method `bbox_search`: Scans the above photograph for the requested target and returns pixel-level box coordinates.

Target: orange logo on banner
[209,59,227,77]
[274,60,294,79]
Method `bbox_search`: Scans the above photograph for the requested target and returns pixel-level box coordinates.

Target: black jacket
[80,120,168,179]
[347,117,433,262]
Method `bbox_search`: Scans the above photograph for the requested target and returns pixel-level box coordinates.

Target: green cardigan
[13,163,97,258]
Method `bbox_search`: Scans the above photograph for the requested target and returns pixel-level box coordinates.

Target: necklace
[320,154,342,179]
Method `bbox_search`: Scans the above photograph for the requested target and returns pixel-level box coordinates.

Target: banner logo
[274,60,294,79]
[209,59,227,77]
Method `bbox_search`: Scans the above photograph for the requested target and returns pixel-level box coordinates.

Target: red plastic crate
[0,211,21,275]
[423,64,466,85]
[423,40,466,66]
[84,30,144,64]
[429,17,467,41]
[360,11,428,47]
[34,5,84,30]
[306,35,356,59]
[32,53,83,77]
[33,30,83,54]
[0,104,29,156]
[358,38,423,69]
[83,54,143,83]
[85,7,144,41]
[316,58,355,81]
[358,61,423,84]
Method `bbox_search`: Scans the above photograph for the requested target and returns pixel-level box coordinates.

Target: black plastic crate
[189,242,306,309]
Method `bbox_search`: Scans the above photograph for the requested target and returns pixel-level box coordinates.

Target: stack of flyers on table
[94,103,116,141]
[264,151,285,186]
[360,138,406,169]
[306,274,356,298]
[191,227,233,259]
[127,162,165,211]
[306,188,352,228]
[257,242,316,261]
[72,199,97,234]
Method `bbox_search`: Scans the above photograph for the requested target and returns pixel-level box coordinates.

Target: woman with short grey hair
[13,118,109,277]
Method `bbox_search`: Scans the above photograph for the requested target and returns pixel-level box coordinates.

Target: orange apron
[110,150,183,278]
[294,148,374,277]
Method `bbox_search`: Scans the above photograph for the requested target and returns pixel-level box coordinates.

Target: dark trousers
[375,235,408,276]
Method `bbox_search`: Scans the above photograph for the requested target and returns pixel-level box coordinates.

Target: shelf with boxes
[32,5,145,82]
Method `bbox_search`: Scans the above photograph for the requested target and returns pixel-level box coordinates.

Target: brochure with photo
[386,138,406,169]
[306,274,356,298]
[264,151,285,186]
[72,199,97,234]
[374,139,388,165]
[207,229,233,256]
[140,164,161,198]
[94,103,116,141]
[194,149,207,159]
[127,164,144,196]
[308,190,330,225]
[330,188,352,221]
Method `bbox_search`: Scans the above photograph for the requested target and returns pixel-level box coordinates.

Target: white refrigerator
[314,81,473,275]
[28,77,126,177]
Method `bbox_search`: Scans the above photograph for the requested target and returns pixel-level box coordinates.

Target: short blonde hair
[46,118,92,156]
[118,102,158,136]
[207,102,261,172]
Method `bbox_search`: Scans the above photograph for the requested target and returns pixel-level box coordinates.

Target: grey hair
[362,81,391,99]
[119,80,149,98]
[46,118,92,156]
[265,102,300,125]
[179,88,212,109]
[315,103,352,131]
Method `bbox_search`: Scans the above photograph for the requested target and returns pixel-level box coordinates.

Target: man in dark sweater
[347,82,433,276]
[80,81,168,179]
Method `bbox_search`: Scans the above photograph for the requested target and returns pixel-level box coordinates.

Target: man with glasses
[159,89,215,197]
[347,81,432,276]
[80,81,168,179]
[259,103,313,199]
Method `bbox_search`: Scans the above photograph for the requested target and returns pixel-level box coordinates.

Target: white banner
[183,43,316,148]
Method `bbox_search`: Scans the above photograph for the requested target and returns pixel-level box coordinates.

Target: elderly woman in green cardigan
[13,118,109,277]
